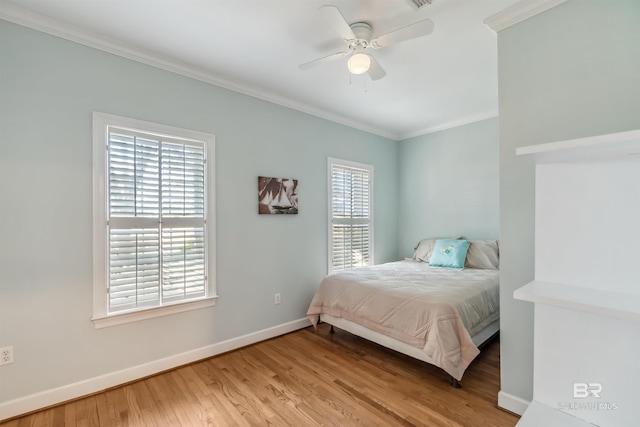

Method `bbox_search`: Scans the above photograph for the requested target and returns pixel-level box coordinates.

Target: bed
[306,238,500,386]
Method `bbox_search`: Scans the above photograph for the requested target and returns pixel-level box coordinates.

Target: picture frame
[258,176,298,214]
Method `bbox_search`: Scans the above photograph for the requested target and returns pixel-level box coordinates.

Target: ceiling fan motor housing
[349,22,373,44]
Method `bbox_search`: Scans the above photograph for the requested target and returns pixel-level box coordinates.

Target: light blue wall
[397,118,500,258]
[0,20,398,403]
[497,0,640,402]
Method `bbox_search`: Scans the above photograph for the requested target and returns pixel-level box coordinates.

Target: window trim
[92,112,217,328]
[327,157,374,274]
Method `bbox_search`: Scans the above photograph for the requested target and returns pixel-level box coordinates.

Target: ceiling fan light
[347,53,371,75]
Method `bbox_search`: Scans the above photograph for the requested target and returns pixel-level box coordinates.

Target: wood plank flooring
[1,324,519,426]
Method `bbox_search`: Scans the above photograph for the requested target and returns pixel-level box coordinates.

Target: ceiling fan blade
[299,51,349,70]
[319,5,356,40]
[371,18,434,48]
[367,55,386,81]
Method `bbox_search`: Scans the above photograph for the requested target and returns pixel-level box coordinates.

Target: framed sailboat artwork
[258,176,299,214]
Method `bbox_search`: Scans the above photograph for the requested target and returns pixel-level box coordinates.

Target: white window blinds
[329,159,373,272]
[106,127,207,313]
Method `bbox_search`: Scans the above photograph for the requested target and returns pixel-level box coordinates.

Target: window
[93,113,216,328]
[328,158,373,273]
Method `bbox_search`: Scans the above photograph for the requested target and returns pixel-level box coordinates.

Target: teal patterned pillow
[429,239,470,269]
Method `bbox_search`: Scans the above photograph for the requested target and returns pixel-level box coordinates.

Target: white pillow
[464,240,499,269]
[413,236,463,262]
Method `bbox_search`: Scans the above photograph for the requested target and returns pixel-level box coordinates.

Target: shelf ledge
[516,129,640,163]
[514,280,640,322]
[516,401,597,427]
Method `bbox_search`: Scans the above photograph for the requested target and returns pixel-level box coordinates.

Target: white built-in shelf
[514,280,640,323]
[516,129,640,163]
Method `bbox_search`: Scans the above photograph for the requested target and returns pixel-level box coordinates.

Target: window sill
[92,296,218,329]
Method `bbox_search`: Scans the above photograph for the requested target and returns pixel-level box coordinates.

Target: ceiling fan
[299,5,434,81]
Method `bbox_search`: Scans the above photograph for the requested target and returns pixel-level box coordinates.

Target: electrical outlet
[0,346,13,365]
[274,293,281,305]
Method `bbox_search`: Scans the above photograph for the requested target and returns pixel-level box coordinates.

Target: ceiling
[0,0,520,140]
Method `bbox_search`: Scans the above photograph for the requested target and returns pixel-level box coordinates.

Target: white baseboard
[0,317,311,421]
[498,390,531,416]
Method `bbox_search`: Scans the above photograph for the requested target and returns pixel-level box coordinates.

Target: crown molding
[484,0,569,32]
[0,3,398,140]
[397,111,498,141]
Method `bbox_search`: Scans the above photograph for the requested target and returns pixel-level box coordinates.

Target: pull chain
[347,73,368,93]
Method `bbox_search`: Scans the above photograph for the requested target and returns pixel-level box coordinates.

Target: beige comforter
[307,260,500,380]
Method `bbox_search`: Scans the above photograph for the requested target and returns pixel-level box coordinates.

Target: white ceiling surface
[0,0,520,140]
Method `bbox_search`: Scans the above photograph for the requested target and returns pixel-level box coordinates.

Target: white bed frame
[320,313,500,387]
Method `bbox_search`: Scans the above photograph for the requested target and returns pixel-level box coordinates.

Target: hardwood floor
[1,324,519,426]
